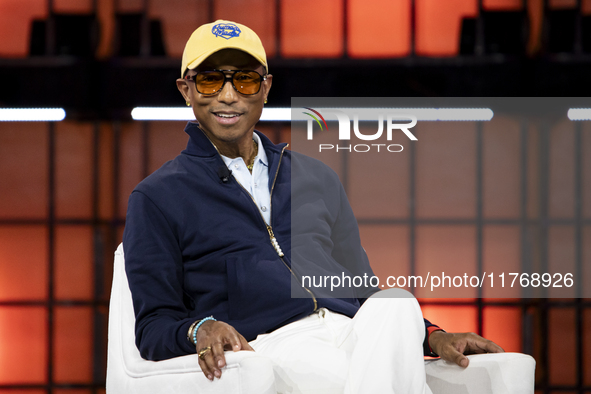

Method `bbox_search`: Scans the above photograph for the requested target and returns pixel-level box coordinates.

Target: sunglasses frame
[184,69,267,96]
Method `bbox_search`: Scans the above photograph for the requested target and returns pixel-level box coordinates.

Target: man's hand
[428,331,504,368]
[195,320,254,380]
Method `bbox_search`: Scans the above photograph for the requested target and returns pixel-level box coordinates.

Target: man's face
[176,49,272,148]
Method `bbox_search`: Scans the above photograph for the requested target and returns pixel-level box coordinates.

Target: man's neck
[206,129,255,164]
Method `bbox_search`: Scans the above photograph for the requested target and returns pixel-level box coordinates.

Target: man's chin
[210,127,253,144]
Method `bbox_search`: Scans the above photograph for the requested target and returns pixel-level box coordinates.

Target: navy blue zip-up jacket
[123,122,438,361]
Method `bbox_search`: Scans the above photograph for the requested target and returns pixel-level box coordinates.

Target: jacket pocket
[225,254,305,321]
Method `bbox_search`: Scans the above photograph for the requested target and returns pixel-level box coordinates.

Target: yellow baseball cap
[181,20,268,77]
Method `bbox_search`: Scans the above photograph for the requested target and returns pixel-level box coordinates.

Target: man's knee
[362,288,423,323]
[371,287,416,300]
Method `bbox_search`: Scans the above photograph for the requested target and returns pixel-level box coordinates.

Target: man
[122,20,503,393]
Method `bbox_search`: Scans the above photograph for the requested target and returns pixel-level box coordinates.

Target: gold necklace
[246,140,258,171]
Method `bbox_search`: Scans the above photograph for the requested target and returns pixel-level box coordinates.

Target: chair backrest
[106,243,132,391]
[107,243,204,381]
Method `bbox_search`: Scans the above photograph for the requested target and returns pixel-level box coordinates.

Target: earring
[264,98,268,104]
[186,101,191,106]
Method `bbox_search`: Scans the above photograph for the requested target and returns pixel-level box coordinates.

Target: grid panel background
[0,0,590,391]
[0,119,588,391]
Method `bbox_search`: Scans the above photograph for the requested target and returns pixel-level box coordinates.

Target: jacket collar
[182,121,288,160]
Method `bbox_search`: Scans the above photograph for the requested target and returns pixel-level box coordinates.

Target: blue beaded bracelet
[192,316,216,345]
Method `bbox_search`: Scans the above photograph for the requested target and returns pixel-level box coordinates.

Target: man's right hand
[195,320,254,381]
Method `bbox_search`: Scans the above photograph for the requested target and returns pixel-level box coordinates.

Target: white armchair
[107,244,536,393]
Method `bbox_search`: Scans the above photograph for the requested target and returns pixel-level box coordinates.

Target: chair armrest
[425,352,535,394]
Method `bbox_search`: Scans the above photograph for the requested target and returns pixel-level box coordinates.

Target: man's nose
[217,78,239,104]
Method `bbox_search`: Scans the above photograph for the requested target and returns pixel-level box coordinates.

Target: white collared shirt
[220,133,271,225]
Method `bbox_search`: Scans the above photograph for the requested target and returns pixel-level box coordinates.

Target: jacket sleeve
[328,179,380,300]
[328,172,443,356]
[122,190,197,360]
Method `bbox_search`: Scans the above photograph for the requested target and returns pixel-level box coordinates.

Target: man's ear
[176,79,191,102]
[262,74,273,101]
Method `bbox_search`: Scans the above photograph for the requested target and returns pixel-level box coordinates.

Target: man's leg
[250,310,350,394]
[250,288,431,394]
[337,288,433,394]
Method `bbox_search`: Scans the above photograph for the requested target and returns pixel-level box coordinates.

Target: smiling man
[122,20,503,393]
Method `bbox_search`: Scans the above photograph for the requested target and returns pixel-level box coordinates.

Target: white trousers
[249,288,433,394]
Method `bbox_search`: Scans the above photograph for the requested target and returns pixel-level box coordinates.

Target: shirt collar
[252,132,269,167]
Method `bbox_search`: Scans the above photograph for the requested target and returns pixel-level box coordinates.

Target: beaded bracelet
[189,316,216,346]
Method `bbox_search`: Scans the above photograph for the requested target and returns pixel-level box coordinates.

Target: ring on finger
[198,346,212,360]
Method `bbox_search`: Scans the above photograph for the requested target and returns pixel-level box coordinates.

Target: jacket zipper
[227,144,318,312]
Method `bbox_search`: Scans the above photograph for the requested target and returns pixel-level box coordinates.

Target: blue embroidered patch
[211,23,241,40]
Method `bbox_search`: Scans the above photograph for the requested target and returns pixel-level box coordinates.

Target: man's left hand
[428,331,504,368]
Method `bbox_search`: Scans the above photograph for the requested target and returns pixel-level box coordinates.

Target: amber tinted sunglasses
[184,69,267,96]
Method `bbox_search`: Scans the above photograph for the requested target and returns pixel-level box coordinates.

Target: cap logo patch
[212,23,241,40]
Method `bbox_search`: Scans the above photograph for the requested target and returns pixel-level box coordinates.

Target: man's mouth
[212,111,243,124]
